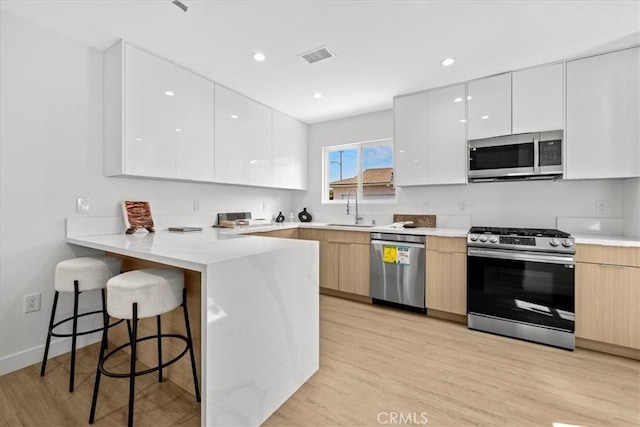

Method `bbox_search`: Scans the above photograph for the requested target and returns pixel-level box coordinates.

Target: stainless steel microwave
[468,130,563,182]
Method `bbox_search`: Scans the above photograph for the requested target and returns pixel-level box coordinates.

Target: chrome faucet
[346,189,363,224]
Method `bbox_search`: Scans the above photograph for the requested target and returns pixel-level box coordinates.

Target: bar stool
[40,255,123,392]
[89,268,200,427]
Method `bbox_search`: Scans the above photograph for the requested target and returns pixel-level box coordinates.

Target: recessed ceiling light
[441,57,455,66]
[136,138,143,141]
[250,160,258,165]
[399,150,405,154]
[481,115,490,120]
[453,97,463,103]
[459,119,467,123]
[230,115,239,119]
[165,91,175,96]
[175,128,182,132]
[253,52,266,62]
[313,92,323,99]
[467,96,472,100]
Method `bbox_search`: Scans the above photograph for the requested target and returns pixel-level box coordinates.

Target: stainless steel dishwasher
[370,232,426,312]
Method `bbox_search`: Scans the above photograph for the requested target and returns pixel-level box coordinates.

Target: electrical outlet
[423,201,430,211]
[24,293,41,313]
[458,201,468,213]
[596,200,608,217]
[76,198,90,214]
[193,200,200,212]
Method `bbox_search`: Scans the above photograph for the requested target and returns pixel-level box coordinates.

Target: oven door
[467,247,575,332]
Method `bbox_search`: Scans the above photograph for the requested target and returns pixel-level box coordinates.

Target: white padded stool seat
[107,268,184,320]
[55,256,122,292]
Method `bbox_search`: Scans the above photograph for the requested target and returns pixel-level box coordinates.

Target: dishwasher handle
[371,240,426,249]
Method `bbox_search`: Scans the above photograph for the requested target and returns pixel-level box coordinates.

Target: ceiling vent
[299,46,335,64]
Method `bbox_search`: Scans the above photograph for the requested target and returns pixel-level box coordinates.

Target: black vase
[298,207,312,222]
[275,212,285,223]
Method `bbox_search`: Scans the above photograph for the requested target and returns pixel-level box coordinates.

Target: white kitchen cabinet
[393,92,428,186]
[272,111,308,190]
[425,84,467,184]
[123,43,177,177]
[566,47,640,179]
[467,73,512,140]
[512,63,564,134]
[175,67,215,181]
[214,84,273,186]
[104,41,215,180]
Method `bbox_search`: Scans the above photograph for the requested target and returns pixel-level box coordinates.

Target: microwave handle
[533,133,540,174]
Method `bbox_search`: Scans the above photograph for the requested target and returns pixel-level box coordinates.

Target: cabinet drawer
[299,228,369,244]
[426,236,467,253]
[576,245,640,267]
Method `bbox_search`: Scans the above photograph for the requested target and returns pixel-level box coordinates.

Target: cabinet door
[566,47,640,179]
[512,63,564,134]
[576,263,640,349]
[272,111,308,190]
[394,92,428,186]
[425,84,467,184]
[339,243,370,297]
[125,44,176,177]
[319,241,340,290]
[214,85,273,186]
[176,68,215,181]
[467,73,512,140]
[426,250,467,315]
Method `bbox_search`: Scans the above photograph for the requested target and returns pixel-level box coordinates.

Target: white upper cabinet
[512,63,564,134]
[467,73,512,140]
[214,84,273,187]
[272,111,308,190]
[104,41,215,181]
[175,67,215,182]
[425,84,467,185]
[394,92,429,186]
[566,47,640,179]
[124,43,177,177]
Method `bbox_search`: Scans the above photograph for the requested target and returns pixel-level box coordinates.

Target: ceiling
[1,0,638,124]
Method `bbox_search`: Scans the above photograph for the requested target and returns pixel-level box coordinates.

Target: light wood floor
[2,295,638,426]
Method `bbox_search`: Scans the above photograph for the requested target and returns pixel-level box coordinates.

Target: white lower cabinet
[566,47,640,179]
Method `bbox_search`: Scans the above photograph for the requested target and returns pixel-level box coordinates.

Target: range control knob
[562,239,574,248]
[479,235,488,242]
[549,238,560,247]
[489,236,499,243]
[469,234,478,241]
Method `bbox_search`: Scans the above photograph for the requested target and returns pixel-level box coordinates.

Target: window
[323,139,395,203]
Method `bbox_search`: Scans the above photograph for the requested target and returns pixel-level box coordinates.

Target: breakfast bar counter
[66,221,319,426]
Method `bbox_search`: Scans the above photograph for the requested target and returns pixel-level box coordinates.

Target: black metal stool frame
[89,288,200,427]
[40,280,123,392]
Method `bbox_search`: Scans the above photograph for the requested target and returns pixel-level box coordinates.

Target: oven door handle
[468,247,575,265]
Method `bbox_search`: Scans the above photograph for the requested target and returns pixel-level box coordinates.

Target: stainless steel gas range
[466,226,576,350]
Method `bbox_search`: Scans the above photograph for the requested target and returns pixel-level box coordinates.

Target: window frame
[322,138,396,205]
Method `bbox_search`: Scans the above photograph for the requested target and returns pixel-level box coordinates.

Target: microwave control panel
[539,140,561,166]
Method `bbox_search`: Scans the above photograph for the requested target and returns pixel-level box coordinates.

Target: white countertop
[573,233,640,247]
[67,228,317,271]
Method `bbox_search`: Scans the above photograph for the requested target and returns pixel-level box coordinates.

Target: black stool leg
[40,290,60,377]
[69,280,80,392]
[128,303,138,427]
[156,315,163,383]
[89,296,110,424]
[182,289,201,402]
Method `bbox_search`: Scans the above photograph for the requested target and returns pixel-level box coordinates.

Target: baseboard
[427,308,467,324]
[576,337,640,360]
[0,332,102,376]
[319,288,371,304]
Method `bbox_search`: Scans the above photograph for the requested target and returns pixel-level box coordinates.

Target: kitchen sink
[326,223,375,228]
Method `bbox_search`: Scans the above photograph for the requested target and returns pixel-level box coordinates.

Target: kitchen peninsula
[65,218,319,426]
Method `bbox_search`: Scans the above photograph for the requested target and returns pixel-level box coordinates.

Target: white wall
[292,109,631,231]
[624,178,640,237]
[0,11,293,375]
